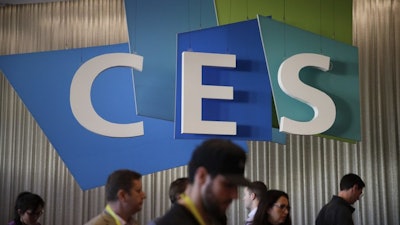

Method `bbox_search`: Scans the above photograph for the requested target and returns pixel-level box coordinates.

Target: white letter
[70,53,144,137]
[278,53,336,135]
[181,51,236,135]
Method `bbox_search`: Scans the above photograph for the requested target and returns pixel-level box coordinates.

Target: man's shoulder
[154,204,199,225]
[327,196,354,212]
[315,196,354,225]
[84,212,115,225]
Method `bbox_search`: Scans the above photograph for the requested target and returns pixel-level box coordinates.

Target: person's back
[168,177,189,205]
[315,196,355,225]
[154,203,199,225]
[315,173,365,225]
[147,177,189,225]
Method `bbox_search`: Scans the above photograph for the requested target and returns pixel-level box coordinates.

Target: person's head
[243,181,268,211]
[253,190,291,225]
[339,173,365,204]
[106,169,146,216]
[187,139,249,220]
[13,191,45,225]
[169,177,189,204]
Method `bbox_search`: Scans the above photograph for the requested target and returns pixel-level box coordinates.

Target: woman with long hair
[252,190,291,225]
[8,192,45,225]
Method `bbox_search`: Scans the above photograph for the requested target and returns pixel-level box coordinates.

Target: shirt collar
[114,213,128,225]
[247,207,257,221]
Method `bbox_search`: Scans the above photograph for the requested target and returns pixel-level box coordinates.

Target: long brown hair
[252,190,291,225]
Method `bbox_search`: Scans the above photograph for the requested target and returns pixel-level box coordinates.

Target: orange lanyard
[181,194,207,225]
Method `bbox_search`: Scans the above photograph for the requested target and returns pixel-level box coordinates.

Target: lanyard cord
[181,194,207,225]
[105,204,122,225]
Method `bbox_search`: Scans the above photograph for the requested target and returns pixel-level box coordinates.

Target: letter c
[70,53,144,137]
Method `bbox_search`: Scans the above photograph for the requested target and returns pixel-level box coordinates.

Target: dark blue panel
[175,19,273,141]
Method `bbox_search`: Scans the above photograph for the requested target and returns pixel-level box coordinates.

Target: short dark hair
[188,139,249,186]
[248,181,268,200]
[169,177,189,204]
[106,169,142,201]
[340,173,365,191]
[13,192,45,225]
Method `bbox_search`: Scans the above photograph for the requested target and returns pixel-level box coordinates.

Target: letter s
[70,53,144,137]
[278,53,336,135]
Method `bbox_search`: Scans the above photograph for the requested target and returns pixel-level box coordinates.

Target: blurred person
[168,177,189,204]
[85,169,146,225]
[154,139,250,225]
[9,191,45,225]
[315,173,365,225]
[147,177,190,225]
[252,190,291,225]
[243,181,268,225]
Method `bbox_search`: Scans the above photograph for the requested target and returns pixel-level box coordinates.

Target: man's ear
[250,192,256,200]
[117,189,127,201]
[194,167,208,185]
[349,184,360,195]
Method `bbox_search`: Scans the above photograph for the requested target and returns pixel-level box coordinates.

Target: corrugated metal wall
[0,0,399,225]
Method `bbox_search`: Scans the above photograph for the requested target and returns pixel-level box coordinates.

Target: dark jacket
[154,204,200,225]
[154,203,226,225]
[315,195,355,225]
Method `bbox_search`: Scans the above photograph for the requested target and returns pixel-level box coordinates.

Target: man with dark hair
[154,139,250,225]
[315,173,365,225]
[243,181,268,225]
[169,177,189,204]
[85,169,146,225]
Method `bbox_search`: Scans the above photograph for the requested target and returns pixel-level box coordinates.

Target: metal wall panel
[0,0,126,224]
[0,0,399,225]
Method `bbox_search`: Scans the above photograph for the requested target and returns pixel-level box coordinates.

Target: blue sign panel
[0,43,248,190]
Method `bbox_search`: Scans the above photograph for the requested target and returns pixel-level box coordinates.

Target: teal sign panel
[258,16,360,141]
[124,0,217,121]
